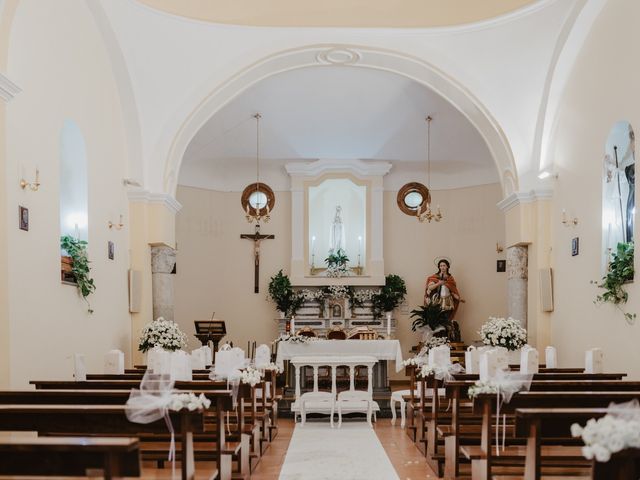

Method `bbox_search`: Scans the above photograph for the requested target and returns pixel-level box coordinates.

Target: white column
[349,365,355,391]
[313,365,319,392]
[295,365,301,400]
[367,365,373,396]
[151,246,176,321]
[331,365,337,396]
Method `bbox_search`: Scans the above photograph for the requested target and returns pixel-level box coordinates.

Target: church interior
[1,1,640,479]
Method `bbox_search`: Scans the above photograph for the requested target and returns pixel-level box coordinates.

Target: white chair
[300,391,335,427]
[337,390,372,428]
[390,386,446,427]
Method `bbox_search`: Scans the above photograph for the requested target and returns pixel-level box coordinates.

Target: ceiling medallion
[316,47,361,65]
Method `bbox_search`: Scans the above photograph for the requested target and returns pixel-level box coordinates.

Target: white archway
[163,44,518,198]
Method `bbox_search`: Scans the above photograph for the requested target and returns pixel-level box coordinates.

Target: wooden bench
[435,379,640,478]
[29,379,260,476]
[0,405,210,480]
[0,436,140,479]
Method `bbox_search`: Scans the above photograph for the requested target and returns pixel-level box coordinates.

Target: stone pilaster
[507,245,528,328]
[151,246,176,321]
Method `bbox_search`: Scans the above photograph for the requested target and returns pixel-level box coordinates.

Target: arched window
[59,119,88,241]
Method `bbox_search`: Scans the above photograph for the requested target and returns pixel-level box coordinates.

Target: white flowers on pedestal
[138,317,187,353]
[169,392,211,412]
[480,316,527,351]
[241,366,264,387]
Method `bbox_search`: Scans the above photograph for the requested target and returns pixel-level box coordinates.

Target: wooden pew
[29,379,260,476]
[0,405,210,480]
[0,436,140,479]
[516,408,640,480]
[436,380,640,478]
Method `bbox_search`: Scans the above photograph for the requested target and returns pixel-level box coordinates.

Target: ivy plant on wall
[61,235,96,313]
[594,241,635,323]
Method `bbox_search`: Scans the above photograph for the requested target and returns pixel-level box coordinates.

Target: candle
[291,315,295,335]
[386,312,391,337]
[74,223,79,240]
[35,168,40,184]
[312,235,316,254]
[358,236,362,255]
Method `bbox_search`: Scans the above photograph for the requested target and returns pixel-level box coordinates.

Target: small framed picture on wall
[108,241,115,260]
[18,206,29,231]
[572,237,579,256]
[496,260,506,272]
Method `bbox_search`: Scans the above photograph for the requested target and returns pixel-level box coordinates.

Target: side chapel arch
[163,44,519,198]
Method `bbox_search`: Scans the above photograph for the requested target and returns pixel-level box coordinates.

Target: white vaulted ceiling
[179,66,497,191]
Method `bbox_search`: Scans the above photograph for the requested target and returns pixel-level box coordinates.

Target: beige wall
[548,0,640,379]
[3,0,132,387]
[175,183,507,377]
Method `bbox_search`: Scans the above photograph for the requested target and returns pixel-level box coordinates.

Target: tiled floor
[251,418,438,479]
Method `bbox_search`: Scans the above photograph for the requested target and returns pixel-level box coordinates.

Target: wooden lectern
[194,320,226,361]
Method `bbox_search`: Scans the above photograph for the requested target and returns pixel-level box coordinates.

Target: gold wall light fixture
[108,214,124,230]
[20,168,40,191]
[561,209,578,227]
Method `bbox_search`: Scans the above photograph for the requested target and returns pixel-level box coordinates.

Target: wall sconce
[108,214,124,230]
[561,209,578,227]
[20,168,40,191]
[496,242,504,253]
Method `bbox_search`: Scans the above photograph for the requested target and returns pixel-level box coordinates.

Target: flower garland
[402,356,428,368]
[353,288,380,304]
[571,402,640,462]
[138,317,187,353]
[241,366,264,386]
[417,364,435,378]
[325,285,350,299]
[480,316,527,351]
[467,380,499,399]
[168,392,211,411]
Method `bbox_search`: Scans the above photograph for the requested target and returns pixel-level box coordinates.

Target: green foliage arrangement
[372,274,407,318]
[60,235,96,313]
[324,248,349,267]
[268,270,304,317]
[410,303,451,332]
[594,242,636,323]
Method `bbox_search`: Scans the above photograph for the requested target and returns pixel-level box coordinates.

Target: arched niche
[59,119,89,241]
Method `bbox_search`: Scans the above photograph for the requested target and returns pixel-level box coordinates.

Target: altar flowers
[571,399,640,462]
[480,316,527,351]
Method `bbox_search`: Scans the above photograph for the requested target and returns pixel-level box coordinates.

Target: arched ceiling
[178,66,497,192]
[138,0,538,28]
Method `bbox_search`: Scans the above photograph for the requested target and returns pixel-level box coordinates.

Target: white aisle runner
[279,423,400,480]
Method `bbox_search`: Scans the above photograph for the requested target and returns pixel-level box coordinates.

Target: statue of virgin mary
[329,205,346,253]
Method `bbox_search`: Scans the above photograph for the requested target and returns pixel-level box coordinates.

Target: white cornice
[127,188,182,214]
[0,73,20,102]
[285,159,392,177]
[497,189,553,212]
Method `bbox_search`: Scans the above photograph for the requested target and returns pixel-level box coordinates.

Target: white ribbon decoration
[125,371,177,478]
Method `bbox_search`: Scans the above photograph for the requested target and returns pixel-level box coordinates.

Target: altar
[276,339,404,399]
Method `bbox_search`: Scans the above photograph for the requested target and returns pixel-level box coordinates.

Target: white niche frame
[286,159,391,286]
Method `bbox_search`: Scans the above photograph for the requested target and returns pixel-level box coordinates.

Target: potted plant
[325,249,350,277]
[410,303,450,335]
[60,235,96,313]
[268,270,304,318]
[594,242,636,323]
[372,274,407,318]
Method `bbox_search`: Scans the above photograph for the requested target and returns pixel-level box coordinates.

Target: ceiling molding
[497,188,553,212]
[285,158,393,177]
[127,188,183,214]
[0,73,21,102]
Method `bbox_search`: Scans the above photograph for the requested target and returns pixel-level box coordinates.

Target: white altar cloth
[276,339,404,372]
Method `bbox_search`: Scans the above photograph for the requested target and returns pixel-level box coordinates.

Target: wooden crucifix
[240,223,275,293]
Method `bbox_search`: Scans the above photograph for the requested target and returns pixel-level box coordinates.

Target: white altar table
[276,339,404,373]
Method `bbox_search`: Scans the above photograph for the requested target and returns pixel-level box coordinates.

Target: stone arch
[163,44,519,197]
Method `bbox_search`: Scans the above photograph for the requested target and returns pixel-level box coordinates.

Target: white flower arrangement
[274,333,316,344]
[326,264,350,278]
[138,317,187,353]
[241,366,264,386]
[417,364,434,378]
[467,380,499,399]
[425,336,450,350]
[299,289,325,302]
[571,403,640,463]
[261,362,283,374]
[168,392,211,412]
[325,285,350,299]
[402,356,428,368]
[480,316,527,351]
[353,288,380,304]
